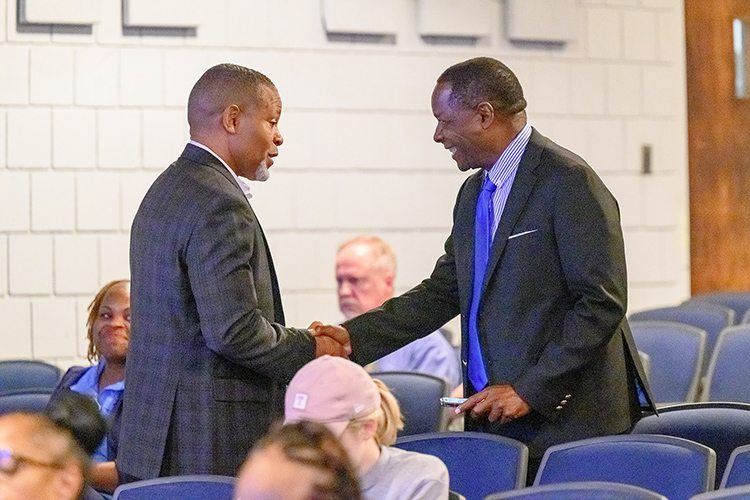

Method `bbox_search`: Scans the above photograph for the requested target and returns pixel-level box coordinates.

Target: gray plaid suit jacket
[345,129,655,459]
[118,144,315,480]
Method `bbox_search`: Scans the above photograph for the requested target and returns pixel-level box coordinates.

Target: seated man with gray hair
[336,235,460,390]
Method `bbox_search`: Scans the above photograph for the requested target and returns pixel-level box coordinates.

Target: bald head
[187,63,277,137]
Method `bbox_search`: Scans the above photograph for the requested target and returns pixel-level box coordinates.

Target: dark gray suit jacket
[345,129,655,458]
[118,144,315,480]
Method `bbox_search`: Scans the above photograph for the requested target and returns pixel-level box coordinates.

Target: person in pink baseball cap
[285,356,450,500]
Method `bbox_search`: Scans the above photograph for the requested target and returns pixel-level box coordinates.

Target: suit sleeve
[513,164,629,418]
[345,183,470,366]
[185,192,315,384]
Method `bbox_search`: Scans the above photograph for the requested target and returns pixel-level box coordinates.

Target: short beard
[253,161,270,182]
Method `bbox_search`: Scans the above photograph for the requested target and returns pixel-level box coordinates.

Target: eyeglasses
[0,448,64,476]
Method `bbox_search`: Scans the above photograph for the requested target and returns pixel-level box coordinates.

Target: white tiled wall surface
[0,0,689,368]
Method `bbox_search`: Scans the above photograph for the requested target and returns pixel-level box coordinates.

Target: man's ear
[53,462,84,500]
[221,104,242,134]
[476,101,495,130]
[383,271,395,294]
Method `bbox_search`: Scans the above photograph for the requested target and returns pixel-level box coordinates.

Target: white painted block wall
[0,0,689,369]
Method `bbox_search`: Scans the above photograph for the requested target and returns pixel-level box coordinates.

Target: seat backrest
[702,325,750,403]
[631,402,750,489]
[722,444,750,488]
[395,431,528,500]
[449,489,466,500]
[370,371,449,435]
[534,434,716,500]
[0,389,53,415]
[112,475,236,500]
[0,360,62,395]
[484,481,668,500]
[629,305,733,375]
[629,321,706,404]
[690,483,750,500]
[684,292,750,324]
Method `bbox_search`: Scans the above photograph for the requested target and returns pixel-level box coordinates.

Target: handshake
[308,321,352,359]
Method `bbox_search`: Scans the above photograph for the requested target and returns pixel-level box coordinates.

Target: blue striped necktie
[468,176,496,392]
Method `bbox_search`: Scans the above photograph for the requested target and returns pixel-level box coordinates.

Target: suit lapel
[252,212,286,326]
[181,143,286,325]
[481,129,544,296]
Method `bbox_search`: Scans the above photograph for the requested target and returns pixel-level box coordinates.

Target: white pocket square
[508,229,538,240]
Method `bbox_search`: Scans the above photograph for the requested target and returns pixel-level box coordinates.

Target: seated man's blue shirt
[69,361,124,462]
[371,330,461,390]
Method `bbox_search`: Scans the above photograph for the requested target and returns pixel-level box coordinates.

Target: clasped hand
[456,384,531,424]
[308,321,352,358]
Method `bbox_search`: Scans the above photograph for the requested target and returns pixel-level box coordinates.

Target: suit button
[565,394,572,399]
[561,400,567,405]
[556,405,563,411]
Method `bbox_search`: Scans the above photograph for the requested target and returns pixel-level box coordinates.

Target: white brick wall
[623,10,659,61]
[53,109,97,168]
[75,48,120,106]
[7,108,51,168]
[97,109,141,169]
[31,297,77,358]
[586,7,621,59]
[0,298,33,358]
[31,171,76,231]
[0,235,6,296]
[0,171,31,231]
[0,110,5,167]
[54,234,99,294]
[30,46,75,105]
[76,172,122,231]
[606,64,642,116]
[9,234,53,295]
[0,45,29,105]
[0,0,690,368]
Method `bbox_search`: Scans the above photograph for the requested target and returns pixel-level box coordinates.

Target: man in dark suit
[118,63,348,482]
[313,57,655,479]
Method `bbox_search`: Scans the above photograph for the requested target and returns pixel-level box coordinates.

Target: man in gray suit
[313,57,655,481]
[118,63,348,482]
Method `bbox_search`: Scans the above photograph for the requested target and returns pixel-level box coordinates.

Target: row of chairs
[630,304,750,405]
[682,292,750,326]
[0,359,62,415]
[107,431,750,500]
[631,293,750,378]
[400,431,750,500]
[488,482,750,499]
[0,359,62,394]
[112,476,466,500]
[395,402,750,500]
[0,358,454,439]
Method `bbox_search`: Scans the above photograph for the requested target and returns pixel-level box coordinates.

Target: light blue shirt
[69,361,124,462]
[370,331,461,390]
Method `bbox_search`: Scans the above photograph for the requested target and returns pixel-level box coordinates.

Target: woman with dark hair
[48,279,130,494]
[0,392,107,500]
[235,420,362,500]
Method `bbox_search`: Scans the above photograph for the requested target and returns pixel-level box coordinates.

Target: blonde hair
[348,379,403,447]
[85,279,130,363]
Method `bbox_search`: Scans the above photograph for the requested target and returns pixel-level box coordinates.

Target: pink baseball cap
[284,355,381,436]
